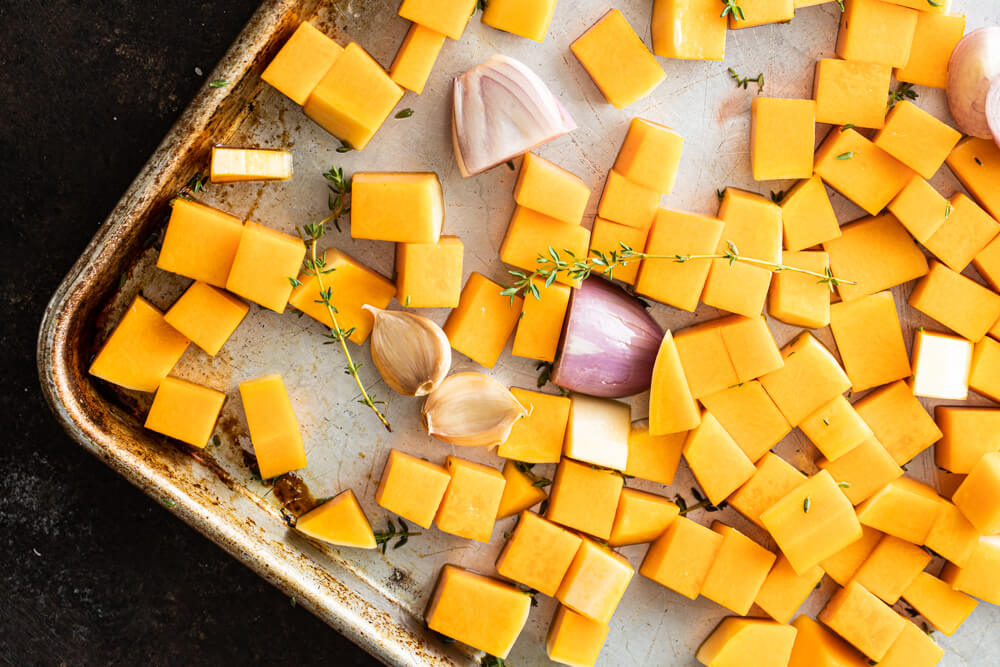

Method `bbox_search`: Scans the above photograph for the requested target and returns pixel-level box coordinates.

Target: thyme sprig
[299,220,392,432]
[374,518,420,554]
[888,82,918,109]
[721,0,746,21]
[515,462,553,488]
[318,166,351,232]
[675,487,728,515]
[728,68,764,93]
[481,656,506,667]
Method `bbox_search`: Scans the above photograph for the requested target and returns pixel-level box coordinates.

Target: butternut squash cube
[879,619,945,667]
[398,0,476,40]
[435,456,505,542]
[164,281,249,356]
[683,411,756,506]
[781,176,841,252]
[760,470,863,574]
[640,516,724,599]
[597,169,660,230]
[856,477,942,544]
[820,524,883,587]
[608,488,679,547]
[496,511,582,596]
[941,536,1000,605]
[634,207,724,311]
[801,395,873,462]
[895,12,965,89]
[970,336,1000,402]
[496,461,548,519]
[651,0,727,60]
[482,0,557,42]
[974,234,1000,291]
[389,23,445,95]
[701,382,791,463]
[817,435,903,505]
[546,458,623,540]
[614,117,684,193]
[295,489,376,549]
[425,565,531,658]
[499,207,591,287]
[854,380,941,465]
[498,388,570,464]
[556,537,634,623]
[822,213,928,301]
[925,500,980,568]
[697,617,797,667]
[395,236,463,308]
[755,555,825,625]
[157,198,244,288]
[759,332,851,427]
[260,22,343,105]
[788,615,870,667]
[144,376,225,448]
[924,193,1000,273]
[768,250,832,328]
[830,291,911,391]
[209,147,292,183]
[512,278,569,362]
[728,452,806,529]
[443,272,523,368]
[375,449,451,529]
[721,315,784,382]
[303,42,403,150]
[946,137,1000,220]
[881,0,950,13]
[813,59,893,129]
[836,0,917,68]
[546,605,609,667]
[648,330,701,435]
[952,452,1000,536]
[874,101,961,179]
[751,98,816,180]
[935,407,1000,473]
[289,248,396,344]
[819,581,906,661]
[89,296,189,393]
[911,329,973,400]
[851,534,931,604]
[887,175,948,243]
[815,129,914,215]
[570,10,665,109]
[514,152,590,224]
[903,572,978,636]
[729,0,794,28]
[350,172,443,244]
[674,324,740,399]
[909,261,1000,342]
[624,421,685,486]
[226,221,306,313]
[564,394,630,471]
[587,218,647,285]
[701,523,776,615]
[238,375,306,480]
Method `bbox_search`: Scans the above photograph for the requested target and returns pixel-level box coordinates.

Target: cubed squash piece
[873,100,961,179]
[260,22,343,105]
[701,523,776,615]
[676,322,749,400]
[496,511,582,596]
[295,489,376,549]
[564,393,630,471]
[89,296,189,393]
[625,420,685,486]
[303,42,403,150]
[822,213,928,301]
[514,152,590,224]
[788,615,870,667]
[570,10,665,109]
[854,380,941,465]
[751,98,816,180]
[398,0,476,40]
[209,147,292,183]
[640,516,724,599]
[701,382,791,463]
[375,449,451,528]
[801,395,873,462]
[909,261,1000,342]
[924,193,1000,273]
[768,250,832,329]
[395,236,463,308]
[856,477,943,544]
[597,169,660,230]
[947,137,1000,220]
[651,0,727,61]
[952,452,1000,536]
[226,221,306,313]
[813,59,893,129]
[974,235,1000,291]
[935,407,1000,473]
[482,0,557,42]
[164,281,248,356]
[634,207,724,311]
[546,458,623,540]
[496,461,547,519]
[836,0,918,68]
[435,456,505,542]
[351,172,443,244]
[555,538,634,623]
[728,452,806,529]
[814,129,914,216]
[925,500,980,568]
[879,619,945,667]
[895,12,965,89]
[443,272,523,368]
[759,332,851,427]
[850,535,931,604]
[887,175,949,243]
[903,572,978,636]
[817,435,903,505]
[648,330,701,435]
[157,198,244,288]
[941,536,1000,605]
[697,618,797,667]
[971,336,1000,402]
[911,329,973,400]
[719,315,783,382]
[760,470,863,574]
[389,23,445,95]
[498,388,570,463]
[830,290,911,391]
[499,207,591,286]
[781,176,841,253]
[683,411,756,506]
[238,375,306,480]
[614,118,684,193]
[608,488,679,547]
[880,0,950,13]
[728,0,794,28]
[755,555,825,625]
[144,376,225,448]
[425,565,531,658]
[546,605,609,667]
[289,248,396,344]
[818,581,906,662]
[588,218,647,285]
[512,279,569,362]
[820,525,884,587]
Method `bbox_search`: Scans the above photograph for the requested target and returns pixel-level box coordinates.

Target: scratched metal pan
[37,0,1000,664]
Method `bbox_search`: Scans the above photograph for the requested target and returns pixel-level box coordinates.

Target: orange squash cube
[952,452,1000,536]
[514,152,590,224]
[496,460,547,519]
[395,236,463,308]
[924,193,1000,273]
[697,618,797,667]
[674,323,740,400]
[700,382,791,463]
[648,330,701,435]
[895,12,965,89]
[389,23,445,95]
[728,452,806,529]
[375,449,451,529]
[498,388,570,464]
[813,59,893,129]
[482,0,557,42]
[546,459,623,540]
[755,555,825,625]
[887,175,949,243]
[435,456,506,542]
[587,218,647,285]
[608,488,679,547]
[651,0,727,61]
[751,97,816,180]
[788,615,870,667]
[624,421,685,486]
[144,376,225,448]
[800,395,873,462]
[164,281,248,356]
[941,536,1000,605]
[614,117,684,193]
[499,207,591,287]
[879,619,945,667]
[818,581,906,661]
[974,234,1000,291]
[564,393,630,471]
[851,534,931,604]
[157,198,244,288]
[903,572,978,636]
[398,0,476,40]
[815,129,914,216]
[873,100,962,179]
[768,250,832,329]
[925,500,980,568]
[545,605,609,667]
[238,375,306,480]
[781,176,841,252]
[295,489,376,549]
[854,381,941,465]
[555,538,634,623]
[829,291,911,391]
[512,279,569,362]
[260,22,343,105]
[701,523,776,615]
[496,511,582,596]
[970,336,1000,402]
[683,411,756,505]
[856,477,943,544]
[820,524,883,587]
[836,0,917,68]
[817,435,903,505]
[909,261,1000,342]
[597,169,660,230]
[209,147,292,183]
[719,316,783,383]
[350,172,443,244]
[443,272,523,368]
[640,516,724,599]
[759,332,851,427]
[947,137,1000,220]
[226,221,306,313]
[935,407,1000,473]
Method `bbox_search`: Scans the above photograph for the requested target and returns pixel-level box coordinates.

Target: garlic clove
[421,373,529,447]
[363,305,451,397]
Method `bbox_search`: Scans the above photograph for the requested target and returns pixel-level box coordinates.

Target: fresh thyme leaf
[720,0,746,21]
[481,656,506,667]
[841,123,855,132]
[836,0,845,10]
[823,418,831,426]
[290,597,297,607]
[506,160,515,171]
[770,190,786,204]
[927,0,943,6]
[975,157,983,165]
[838,481,852,488]
[803,497,812,513]
[212,435,221,447]
[161,498,176,508]
[209,78,229,88]
[288,276,302,288]
[405,295,412,307]
[888,82,918,109]
[374,518,421,554]
[945,202,952,219]
[727,67,764,93]
[716,188,726,201]
[336,139,354,153]
[395,108,414,119]
[836,151,855,160]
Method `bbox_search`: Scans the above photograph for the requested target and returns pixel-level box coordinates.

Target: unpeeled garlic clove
[363,305,451,396]
[421,373,529,447]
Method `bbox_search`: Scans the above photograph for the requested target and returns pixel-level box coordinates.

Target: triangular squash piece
[296,489,376,549]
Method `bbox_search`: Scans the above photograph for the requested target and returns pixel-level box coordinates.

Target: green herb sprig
[728,68,764,94]
[375,518,420,554]
[395,108,414,119]
[515,462,553,488]
[721,0,746,21]
[888,82,918,109]
[209,78,229,88]
[318,166,351,232]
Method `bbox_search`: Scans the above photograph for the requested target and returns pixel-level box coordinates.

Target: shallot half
[947,27,1000,140]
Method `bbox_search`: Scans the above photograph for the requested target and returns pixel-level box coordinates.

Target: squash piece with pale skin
[563,393,630,471]
[209,147,292,182]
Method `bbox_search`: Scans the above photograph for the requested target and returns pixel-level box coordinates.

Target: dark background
[1,2,376,665]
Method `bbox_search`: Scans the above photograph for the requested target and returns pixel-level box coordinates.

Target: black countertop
[1,2,377,664]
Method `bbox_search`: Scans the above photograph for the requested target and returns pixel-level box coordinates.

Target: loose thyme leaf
[209,78,229,88]
[336,140,354,153]
[838,481,852,488]
[394,108,414,118]
[975,157,983,166]
[888,82,918,109]
[803,497,812,513]
[836,152,855,160]
[841,123,855,132]
[945,202,952,219]
[927,0,943,6]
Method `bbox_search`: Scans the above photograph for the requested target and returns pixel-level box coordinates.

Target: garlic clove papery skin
[363,306,451,397]
[421,372,529,447]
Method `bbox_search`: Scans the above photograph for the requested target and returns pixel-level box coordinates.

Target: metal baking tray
[38,0,1000,664]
